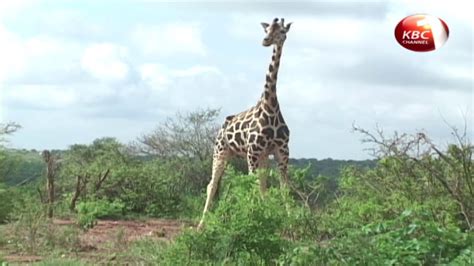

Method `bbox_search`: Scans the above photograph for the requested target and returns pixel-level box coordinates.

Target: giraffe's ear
[261,22,270,31]
[285,22,292,32]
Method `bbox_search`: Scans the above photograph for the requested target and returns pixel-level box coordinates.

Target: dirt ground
[1,218,189,264]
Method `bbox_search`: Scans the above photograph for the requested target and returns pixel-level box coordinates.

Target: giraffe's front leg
[198,148,228,229]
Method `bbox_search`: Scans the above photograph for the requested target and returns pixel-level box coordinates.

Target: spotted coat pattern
[199,18,292,229]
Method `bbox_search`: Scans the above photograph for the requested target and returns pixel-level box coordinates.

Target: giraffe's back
[217,104,289,158]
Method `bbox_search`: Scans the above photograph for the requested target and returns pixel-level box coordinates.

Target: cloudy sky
[0,0,472,159]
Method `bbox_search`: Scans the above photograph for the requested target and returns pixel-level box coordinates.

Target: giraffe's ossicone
[198,18,292,229]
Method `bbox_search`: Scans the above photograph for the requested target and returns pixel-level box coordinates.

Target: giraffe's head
[261,18,292,47]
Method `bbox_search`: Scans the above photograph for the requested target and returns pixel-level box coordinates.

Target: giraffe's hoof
[197,222,205,231]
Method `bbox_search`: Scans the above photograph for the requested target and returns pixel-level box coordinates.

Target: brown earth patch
[1,218,191,264]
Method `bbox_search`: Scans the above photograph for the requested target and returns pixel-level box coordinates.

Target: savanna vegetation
[0,111,472,265]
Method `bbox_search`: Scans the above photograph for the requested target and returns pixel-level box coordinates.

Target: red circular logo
[395,14,449,52]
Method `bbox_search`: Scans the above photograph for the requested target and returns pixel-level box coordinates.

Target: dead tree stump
[42,150,57,218]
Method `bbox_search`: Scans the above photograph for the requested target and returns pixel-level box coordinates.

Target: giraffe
[198,18,292,229]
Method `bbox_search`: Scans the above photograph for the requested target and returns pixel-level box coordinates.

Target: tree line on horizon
[0,109,472,264]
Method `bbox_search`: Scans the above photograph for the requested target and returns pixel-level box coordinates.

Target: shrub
[312,156,473,265]
[118,160,196,218]
[130,238,168,265]
[449,244,474,265]
[76,199,124,229]
[277,243,319,265]
[45,225,82,252]
[321,209,472,265]
[0,184,14,223]
[196,172,291,263]
[278,209,473,265]
[10,193,48,254]
[132,172,296,265]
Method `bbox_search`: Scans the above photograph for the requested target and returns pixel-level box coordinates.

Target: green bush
[449,244,474,265]
[132,172,295,265]
[277,243,321,265]
[305,156,474,265]
[198,173,291,263]
[0,184,13,223]
[10,193,48,254]
[76,199,124,229]
[130,238,170,265]
[277,211,473,266]
[317,209,472,265]
[45,225,82,252]
[118,159,199,218]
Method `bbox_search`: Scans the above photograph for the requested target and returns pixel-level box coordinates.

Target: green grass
[32,258,87,266]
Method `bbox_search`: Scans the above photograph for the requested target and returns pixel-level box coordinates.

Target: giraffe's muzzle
[262,38,272,46]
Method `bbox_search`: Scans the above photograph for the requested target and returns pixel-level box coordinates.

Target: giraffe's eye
[280,30,285,34]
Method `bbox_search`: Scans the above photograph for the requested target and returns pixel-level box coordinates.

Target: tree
[353,123,474,230]
[0,122,21,144]
[136,108,220,162]
[134,108,223,191]
[42,150,59,218]
[0,122,21,181]
[0,122,21,223]
[60,137,130,210]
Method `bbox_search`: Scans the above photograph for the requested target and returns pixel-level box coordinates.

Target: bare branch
[0,122,21,145]
[135,108,220,161]
[353,123,473,230]
[95,169,110,192]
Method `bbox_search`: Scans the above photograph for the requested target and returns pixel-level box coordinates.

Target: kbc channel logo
[395,14,449,52]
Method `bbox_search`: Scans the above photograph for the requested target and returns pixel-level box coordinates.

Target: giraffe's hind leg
[198,149,228,229]
[258,157,269,195]
[246,148,259,174]
[247,147,269,195]
[274,144,290,188]
[274,144,292,215]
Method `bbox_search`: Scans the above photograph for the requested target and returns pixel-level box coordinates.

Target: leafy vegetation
[0,113,472,265]
[0,149,43,186]
[289,157,376,178]
[76,199,125,229]
[0,183,13,224]
[129,164,473,265]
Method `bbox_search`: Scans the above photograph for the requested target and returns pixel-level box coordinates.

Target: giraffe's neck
[260,43,283,111]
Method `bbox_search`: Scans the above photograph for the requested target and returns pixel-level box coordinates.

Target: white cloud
[139,63,170,90]
[229,15,262,40]
[24,35,65,57]
[38,8,105,40]
[0,26,77,84]
[0,0,36,21]
[81,43,130,82]
[2,1,471,159]
[0,26,28,82]
[132,22,206,57]
[230,13,368,46]
[139,63,221,91]
[5,85,78,109]
[387,0,474,25]
[172,65,221,77]
[291,16,367,46]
